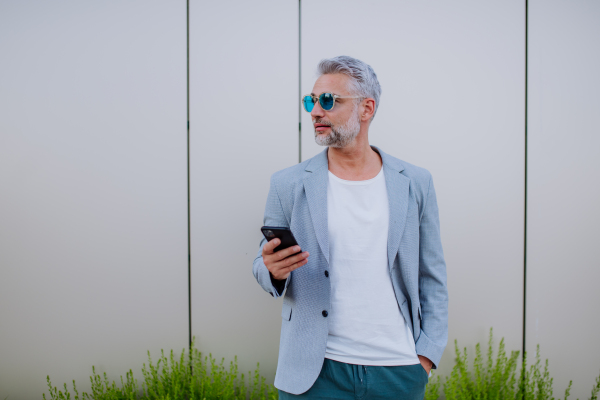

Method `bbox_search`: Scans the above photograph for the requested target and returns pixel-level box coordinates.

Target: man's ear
[361,98,376,122]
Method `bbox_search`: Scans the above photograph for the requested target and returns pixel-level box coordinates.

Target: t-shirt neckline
[328,166,384,185]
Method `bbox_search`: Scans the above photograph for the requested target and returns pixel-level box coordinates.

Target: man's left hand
[418,355,433,375]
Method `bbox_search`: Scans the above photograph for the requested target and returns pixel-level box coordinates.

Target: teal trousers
[278,358,429,399]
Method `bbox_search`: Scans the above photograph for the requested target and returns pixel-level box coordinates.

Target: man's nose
[310,100,325,119]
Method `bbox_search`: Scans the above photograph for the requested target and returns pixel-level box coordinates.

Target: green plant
[425,372,442,400]
[44,338,276,400]
[440,328,521,400]
[590,373,600,400]
[43,330,600,400]
[424,328,600,400]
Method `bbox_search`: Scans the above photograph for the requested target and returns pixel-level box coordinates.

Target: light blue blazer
[252,146,448,395]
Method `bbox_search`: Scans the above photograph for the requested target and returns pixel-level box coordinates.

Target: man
[252,56,448,399]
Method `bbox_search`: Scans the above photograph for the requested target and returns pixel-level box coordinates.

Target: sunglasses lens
[319,93,335,110]
[303,96,315,112]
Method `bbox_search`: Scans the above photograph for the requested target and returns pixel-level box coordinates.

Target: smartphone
[261,226,299,253]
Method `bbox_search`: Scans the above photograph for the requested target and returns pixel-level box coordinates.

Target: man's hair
[317,55,382,121]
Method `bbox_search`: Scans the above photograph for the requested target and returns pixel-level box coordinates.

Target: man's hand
[418,355,433,375]
[263,238,309,281]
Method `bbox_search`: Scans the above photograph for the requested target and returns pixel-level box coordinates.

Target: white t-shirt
[324,166,420,366]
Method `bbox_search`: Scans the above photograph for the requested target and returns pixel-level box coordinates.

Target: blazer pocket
[281,302,292,321]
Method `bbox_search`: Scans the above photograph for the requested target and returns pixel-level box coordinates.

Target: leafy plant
[43,330,600,400]
[43,337,276,400]
[424,328,600,400]
[590,373,600,400]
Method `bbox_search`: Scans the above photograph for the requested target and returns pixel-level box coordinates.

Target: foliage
[44,330,600,400]
[425,328,600,400]
[589,373,600,400]
[43,338,277,400]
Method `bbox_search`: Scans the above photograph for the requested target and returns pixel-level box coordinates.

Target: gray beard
[314,107,361,148]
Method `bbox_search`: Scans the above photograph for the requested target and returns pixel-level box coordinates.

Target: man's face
[311,73,361,148]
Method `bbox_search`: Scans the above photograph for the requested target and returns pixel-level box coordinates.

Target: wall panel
[527,1,600,399]
[0,2,188,400]
[301,0,525,379]
[189,0,298,384]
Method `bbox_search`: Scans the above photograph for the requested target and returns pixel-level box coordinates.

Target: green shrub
[44,330,600,400]
[425,328,600,400]
[44,338,277,400]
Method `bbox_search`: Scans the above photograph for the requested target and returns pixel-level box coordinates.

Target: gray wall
[527,1,600,398]
[0,1,599,400]
[0,1,188,399]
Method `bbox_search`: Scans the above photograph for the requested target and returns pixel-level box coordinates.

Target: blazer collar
[303,145,410,271]
[373,145,405,174]
[304,145,406,173]
[304,147,329,173]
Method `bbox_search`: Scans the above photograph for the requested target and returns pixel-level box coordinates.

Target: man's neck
[327,135,383,181]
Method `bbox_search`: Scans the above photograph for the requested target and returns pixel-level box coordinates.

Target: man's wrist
[418,354,433,374]
[269,271,285,281]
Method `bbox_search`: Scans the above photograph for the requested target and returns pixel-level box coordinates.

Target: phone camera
[265,230,274,238]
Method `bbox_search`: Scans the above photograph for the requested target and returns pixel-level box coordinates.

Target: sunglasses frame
[302,92,363,112]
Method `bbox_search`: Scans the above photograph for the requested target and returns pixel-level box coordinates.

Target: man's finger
[277,253,308,270]
[263,238,280,254]
[274,245,302,261]
[273,251,309,270]
[286,258,308,273]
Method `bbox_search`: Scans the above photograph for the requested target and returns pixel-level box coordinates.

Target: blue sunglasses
[302,92,362,112]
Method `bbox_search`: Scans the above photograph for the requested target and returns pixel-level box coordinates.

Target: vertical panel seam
[298,0,302,163]
[523,0,528,363]
[187,0,192,352]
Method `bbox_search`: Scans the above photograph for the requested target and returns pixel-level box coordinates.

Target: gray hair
[317,55,382,120]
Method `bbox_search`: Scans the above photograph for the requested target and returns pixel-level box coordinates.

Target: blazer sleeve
[415,173,449,369]
[252,174,291,298]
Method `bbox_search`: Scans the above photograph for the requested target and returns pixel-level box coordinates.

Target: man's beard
[313,105,361,148]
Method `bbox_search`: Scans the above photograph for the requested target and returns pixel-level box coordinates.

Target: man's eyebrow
[310,92,340,96]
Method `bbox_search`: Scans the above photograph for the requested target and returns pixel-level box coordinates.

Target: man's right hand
[262,238,309,281]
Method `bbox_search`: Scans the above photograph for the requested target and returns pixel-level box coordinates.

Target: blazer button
[324,270,329,277]
[322,310,328,317]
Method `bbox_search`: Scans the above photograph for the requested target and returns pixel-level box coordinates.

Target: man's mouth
[314,123,331,132]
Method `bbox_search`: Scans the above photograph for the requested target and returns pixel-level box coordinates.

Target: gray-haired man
[253,56,448,399]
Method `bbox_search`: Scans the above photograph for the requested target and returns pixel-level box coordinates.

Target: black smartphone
[261,226,299,253]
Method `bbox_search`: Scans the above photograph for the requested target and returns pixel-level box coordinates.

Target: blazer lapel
[375,147,410,272]
[302,146,409,268]
[303,149,330,265]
